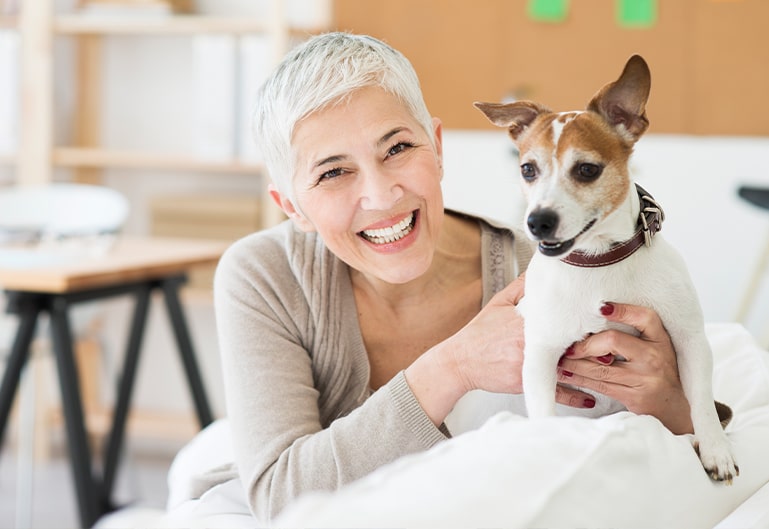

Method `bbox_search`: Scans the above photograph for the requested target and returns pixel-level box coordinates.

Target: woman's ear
[268,184,315,232]
[432,117,444,176]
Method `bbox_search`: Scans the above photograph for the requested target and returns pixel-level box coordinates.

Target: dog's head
[475,55,651,257]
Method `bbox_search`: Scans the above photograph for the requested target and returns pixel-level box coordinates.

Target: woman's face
[285,86,444,285]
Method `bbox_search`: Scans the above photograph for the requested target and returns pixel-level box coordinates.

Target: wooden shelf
[54,14,272,35]
[53,147,263,174]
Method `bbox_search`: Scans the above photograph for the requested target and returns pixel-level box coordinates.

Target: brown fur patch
[515,113,557,154]
[554,112,633,214]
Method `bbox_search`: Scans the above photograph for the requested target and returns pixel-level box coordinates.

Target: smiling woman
[164,32,705,525]
[283,85,445,284]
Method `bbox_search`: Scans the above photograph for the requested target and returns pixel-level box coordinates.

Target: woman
[206,32,694,523]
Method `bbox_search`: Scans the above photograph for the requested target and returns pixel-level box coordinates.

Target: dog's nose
[527,209,559,239]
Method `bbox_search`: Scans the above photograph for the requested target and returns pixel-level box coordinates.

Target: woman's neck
[350,210,481,310]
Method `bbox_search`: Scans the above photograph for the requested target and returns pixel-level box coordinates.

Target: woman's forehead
[292,87,421,156]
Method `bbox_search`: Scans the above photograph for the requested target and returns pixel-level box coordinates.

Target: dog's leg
[674,332,738,483]
[521,339,563,417]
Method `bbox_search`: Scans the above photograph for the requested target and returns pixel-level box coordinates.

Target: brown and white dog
[475,55,738,483]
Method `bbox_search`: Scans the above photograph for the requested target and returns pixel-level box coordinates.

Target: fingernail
[600,303,615,316]
[565,345,576,357]
[583,398,596,408]
[557,357,564,366]
[597,353,613,364]
[561,370,573,378]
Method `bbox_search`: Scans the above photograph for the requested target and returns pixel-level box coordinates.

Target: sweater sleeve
[213,225,448,523]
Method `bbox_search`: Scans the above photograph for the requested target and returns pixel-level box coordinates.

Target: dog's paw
[693,438,739,484]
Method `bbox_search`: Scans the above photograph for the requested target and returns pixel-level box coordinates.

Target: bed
[97,322,769,528]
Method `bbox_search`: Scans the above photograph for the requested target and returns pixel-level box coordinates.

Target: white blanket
[106,323,769,529]
[275,323,769,528]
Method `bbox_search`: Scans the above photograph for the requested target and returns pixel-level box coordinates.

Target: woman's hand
[405,274,526,425]
[557,302,694,435]
[444,272,527,396]
[406,274,598,426]
[449,275,598,408]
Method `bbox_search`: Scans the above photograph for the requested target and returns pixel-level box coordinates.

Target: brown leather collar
[560,184,664,268]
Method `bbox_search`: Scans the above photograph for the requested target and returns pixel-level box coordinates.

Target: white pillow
[275,323,769,529]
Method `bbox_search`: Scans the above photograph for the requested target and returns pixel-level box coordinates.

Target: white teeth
[361,213,415,244]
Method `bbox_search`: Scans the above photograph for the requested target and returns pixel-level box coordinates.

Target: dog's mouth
[538,219,597,257]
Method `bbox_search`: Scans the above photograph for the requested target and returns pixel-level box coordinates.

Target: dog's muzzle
[527,209,596,257]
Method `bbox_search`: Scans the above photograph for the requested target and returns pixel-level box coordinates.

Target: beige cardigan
[209,212,531,522]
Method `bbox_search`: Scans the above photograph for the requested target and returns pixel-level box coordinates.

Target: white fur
[518,152,738,483]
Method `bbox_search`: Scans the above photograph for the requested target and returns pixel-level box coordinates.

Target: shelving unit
[53,147,263,174]
[9,0,325,228]
[1,0,329,463]
[53,14,272,34]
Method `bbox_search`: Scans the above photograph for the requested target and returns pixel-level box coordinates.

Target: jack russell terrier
[474,55,738,483]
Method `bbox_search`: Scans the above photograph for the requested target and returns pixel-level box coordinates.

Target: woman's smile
[359,211,417,245]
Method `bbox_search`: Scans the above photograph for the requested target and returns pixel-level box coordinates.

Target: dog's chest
[519,254,646,342]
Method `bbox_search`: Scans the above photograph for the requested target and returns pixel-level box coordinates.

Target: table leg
[49,296,101,528]
[161,275,214,428]
[102,283,151,500]
[0,295,41,450]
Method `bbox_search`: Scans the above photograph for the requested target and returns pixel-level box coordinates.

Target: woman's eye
[319,167,345,181]
[521,163,537,181]
[387,142,414,157]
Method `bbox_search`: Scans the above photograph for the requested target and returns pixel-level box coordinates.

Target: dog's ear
[587,55,651,143]
[474,101,550,141]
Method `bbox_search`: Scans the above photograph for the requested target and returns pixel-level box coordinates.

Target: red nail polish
[597,354,613,364]
[600,303,615,316]
[561,370,573,378]
[565,345,576,357]
[558,357,564,366]
[584,398,596,408]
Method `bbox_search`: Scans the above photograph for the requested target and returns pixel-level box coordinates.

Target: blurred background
[0,0,768,527]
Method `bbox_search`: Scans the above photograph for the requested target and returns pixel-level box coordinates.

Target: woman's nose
[359,170,404,210]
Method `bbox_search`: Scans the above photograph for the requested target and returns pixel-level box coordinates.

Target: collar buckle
[638,187,665,247]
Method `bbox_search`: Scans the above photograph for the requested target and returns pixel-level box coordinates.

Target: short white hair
[252,32,435,204]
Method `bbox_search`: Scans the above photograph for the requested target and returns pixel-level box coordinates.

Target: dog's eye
[574,163,603,182]
[521,163,537,181]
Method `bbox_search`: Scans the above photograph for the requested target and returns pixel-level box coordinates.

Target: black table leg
[0,295,41,450]
[49,296,100,529]
[1,277,216,528]
[161,275,214,428]
[102,283,151,501]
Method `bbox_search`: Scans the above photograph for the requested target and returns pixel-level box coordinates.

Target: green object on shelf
[617,0,657,28]
[528,0,569,23]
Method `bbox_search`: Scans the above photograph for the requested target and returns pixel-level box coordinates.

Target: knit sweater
[210,211,532,522]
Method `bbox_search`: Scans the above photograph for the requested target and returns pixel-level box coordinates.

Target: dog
[474,55,738,483]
